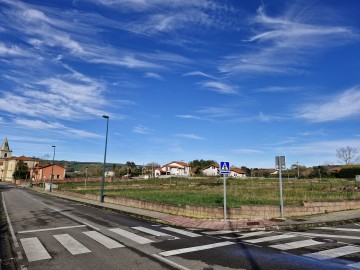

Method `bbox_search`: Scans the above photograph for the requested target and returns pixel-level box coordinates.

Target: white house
[229,168,247,178]
[155,161,190,177]
[202,164,220,176]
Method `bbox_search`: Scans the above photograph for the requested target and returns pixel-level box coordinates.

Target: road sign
[220,161,230,174]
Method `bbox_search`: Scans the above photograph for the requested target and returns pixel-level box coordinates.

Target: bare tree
[336,146,360,165]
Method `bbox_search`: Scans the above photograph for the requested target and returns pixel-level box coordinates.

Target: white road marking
[270,239,321,250]
[18,225,86,234]
[202,230,234,235]
[54,234,91,255]
[159,241,235,257]
[2,193,19,248]
[290,232,360,240]
[347,262,360,269]
[83,222,101,231]
[152,254,191,270]
[244,234,296,243]
[20,237,51,262]
[237,231,273,238]
[161,227,201,238]
[109,228,153,244]
[132,226,179,239]
[83,231,124,249]
[316,227,360,233]
[304,246,360,260]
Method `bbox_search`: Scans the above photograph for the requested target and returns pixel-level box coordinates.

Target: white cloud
[144,72,163,80]
[232,149,264,154]
[14,118,101,138]
[0,43,30,57]
[175,134,204,140]
[133,125,151,134]
[198,81,237,94]
[183,71,216,79]
[220,4,355,76]
[298,86,360,122]
[176,114,203,120]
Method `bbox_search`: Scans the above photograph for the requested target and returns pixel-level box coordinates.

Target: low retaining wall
[33,187,360,220]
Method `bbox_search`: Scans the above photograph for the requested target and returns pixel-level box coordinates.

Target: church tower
[0,138,12,159]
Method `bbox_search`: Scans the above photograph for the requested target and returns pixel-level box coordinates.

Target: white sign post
[275,156,286,219]
[220,161,230,223]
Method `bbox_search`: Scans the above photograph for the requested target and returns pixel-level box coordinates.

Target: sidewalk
[26,186,360,231]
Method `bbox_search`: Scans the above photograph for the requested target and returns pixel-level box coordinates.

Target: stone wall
[33,187,360,220]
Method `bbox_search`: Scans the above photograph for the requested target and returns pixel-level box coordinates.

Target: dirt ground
[0,192,17,270]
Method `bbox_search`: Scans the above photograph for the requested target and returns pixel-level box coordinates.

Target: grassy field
[55,177,360,207]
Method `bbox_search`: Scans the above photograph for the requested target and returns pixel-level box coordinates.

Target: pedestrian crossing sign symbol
[220,161,230,174]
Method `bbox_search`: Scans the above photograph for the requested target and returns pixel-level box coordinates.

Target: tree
[336,146,360,165]
[13,160,30,180]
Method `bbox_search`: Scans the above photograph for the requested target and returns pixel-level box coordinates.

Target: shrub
[338,167,360,179]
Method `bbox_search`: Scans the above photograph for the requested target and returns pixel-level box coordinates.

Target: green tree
[13,160,30,180]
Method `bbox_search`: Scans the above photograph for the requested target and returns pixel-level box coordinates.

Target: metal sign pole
[223,173,226,223]
[279,164,284,219]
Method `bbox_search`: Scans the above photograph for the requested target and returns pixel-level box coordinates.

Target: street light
[85,166,88,189]
[100,115,109,203]
[49,145,56,192]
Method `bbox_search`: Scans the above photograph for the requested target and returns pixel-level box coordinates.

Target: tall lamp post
[49,145,56,192]
[100,115,109,203]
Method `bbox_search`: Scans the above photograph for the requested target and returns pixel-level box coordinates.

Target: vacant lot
[56,177,360,207]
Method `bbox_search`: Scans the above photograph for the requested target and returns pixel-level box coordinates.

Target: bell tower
[0,138,12,159]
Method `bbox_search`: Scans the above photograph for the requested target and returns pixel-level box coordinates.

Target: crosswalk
[18,224,360,268]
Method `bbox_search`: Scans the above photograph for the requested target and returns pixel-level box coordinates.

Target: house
[155,161,191,177]
[202,164,220,176]
[32,163,66,183]
[0,138,39,181]
[229,168,247,178]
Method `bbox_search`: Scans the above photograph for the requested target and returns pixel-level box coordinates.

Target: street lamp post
[85,166,88,189]
[49,145,56,192]
[100,115,109,203]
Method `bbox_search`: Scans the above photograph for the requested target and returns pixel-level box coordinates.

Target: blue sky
[1,0,360,168]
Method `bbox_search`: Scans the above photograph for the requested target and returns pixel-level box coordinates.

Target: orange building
[32,164,66,183]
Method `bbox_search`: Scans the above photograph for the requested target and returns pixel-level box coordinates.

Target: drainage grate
[247,221,260,226]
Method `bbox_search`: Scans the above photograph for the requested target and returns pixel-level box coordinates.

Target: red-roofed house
[229,168,247,178]
[202,164,220,176]
[155,161,190,177]
[32,164,66,183]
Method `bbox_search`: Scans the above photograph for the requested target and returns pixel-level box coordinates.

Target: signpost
[275,156,286,219]
[220,161,230,223]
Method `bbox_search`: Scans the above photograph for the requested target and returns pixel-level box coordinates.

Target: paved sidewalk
[25,186,360,231]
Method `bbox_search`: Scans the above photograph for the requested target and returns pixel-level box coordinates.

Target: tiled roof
[231,168,247,174]
[163,161,189,167]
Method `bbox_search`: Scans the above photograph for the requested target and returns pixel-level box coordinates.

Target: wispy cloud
[256,112,286,123]
[175,134,204,140]
[253,86,303,93]
[297,86,360,122]
[176,114,203,120]
[183,71,216,79]
[232,149,264,154]
[14,118,101,138]
[198,81,237,94]
[144,72,163,80]
[133,125,151,134]
[220,4,355,75]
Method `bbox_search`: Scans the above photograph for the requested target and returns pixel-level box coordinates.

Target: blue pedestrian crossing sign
[220,161,230,174]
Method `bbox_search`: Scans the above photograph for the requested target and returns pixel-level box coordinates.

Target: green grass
[57,177,360,207]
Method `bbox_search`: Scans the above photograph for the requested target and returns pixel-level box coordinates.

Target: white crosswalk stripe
[202,230,234,235]
[83,231,124,249]
[132,226,179,239]
[54,233,91,255]
[109,228,154,244]
[347,262,360,269]
[270,239,322,250]
[244,234,297,243]
[20,237,51,262]
[159,241,235,257]
[304,246,360,260]
[161,226,201,238]
[316,227,360,233]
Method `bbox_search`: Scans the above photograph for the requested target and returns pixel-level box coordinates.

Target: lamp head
[102,115,109,119]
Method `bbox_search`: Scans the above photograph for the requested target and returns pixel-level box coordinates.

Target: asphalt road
[2,182,360,270]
